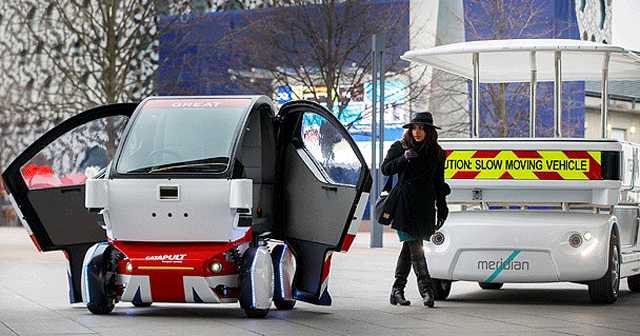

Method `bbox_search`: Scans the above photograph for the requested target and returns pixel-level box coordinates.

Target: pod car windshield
[116,98,251,174]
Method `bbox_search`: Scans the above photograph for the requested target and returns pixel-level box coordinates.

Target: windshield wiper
[148,157,229,173]
[124,157,229,174]
[126,166,155,174]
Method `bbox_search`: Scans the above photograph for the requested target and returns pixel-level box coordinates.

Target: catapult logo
[145,254,187,261]
[477,257,530,271]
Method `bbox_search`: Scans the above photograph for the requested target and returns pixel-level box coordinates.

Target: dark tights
[393,240,433,294]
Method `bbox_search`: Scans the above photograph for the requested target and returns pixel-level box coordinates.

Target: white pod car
[2,97,371,317]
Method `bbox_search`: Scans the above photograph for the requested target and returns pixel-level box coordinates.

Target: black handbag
[374,175,399,225]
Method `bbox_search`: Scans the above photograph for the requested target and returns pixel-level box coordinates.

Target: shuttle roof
[402,39,640,83]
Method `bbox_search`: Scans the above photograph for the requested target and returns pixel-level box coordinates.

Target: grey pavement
[1,226,639,336]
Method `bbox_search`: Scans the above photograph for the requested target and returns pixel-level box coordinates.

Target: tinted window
[21,116,128,190]
[300,112,362,186]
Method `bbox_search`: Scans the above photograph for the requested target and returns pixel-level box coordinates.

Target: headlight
[431,232,445,246]
[210,262,223,273]
[125,262,133,273]
[568,233,583,248]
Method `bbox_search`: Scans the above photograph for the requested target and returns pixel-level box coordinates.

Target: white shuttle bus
[402,39,640,303]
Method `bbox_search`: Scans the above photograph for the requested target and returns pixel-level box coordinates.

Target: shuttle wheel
[84,245,117,315]
[433,279,452,300]
[271,244,296,310]
[239,246,273,318]
[627,274,640,292]
[478,282,503,290]
[588,232,620,304]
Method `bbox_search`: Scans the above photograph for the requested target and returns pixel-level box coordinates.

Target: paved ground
[0,227,639,336]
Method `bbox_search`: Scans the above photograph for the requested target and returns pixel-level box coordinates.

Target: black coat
[381,140,450,240]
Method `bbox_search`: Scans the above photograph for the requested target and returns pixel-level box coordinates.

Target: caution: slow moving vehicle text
[444,150,602,180]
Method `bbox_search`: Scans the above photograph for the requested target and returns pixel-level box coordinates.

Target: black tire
[239,247,271,318]
[479,282,503,290]
[274,298,296,310]
[132,302,152,308]
[87,301,114,315]
[588,231,620,304]
[433,279,452,300]
[85,244,117,315]
[628,275,640,292]
[243,307,270,318]
[271,244,296,310]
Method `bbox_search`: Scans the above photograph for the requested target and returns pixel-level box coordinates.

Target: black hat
[402,112,441,129]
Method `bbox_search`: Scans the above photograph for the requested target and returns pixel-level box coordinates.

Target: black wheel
[628,275,640,292]
[588,231,620,304]
[132,302,152,308]
[239,246,272,318]
[432,279,452,300]
[479,282,503,290]
[271,244,296,310]
[243,306,270,318]
[84,244,117,315]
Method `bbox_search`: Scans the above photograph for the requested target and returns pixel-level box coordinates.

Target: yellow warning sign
[444,150,602,180]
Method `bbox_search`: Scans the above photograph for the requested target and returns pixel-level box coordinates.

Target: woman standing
[381,112,450,308]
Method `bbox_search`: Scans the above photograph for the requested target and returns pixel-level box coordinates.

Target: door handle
[321,185,338,192]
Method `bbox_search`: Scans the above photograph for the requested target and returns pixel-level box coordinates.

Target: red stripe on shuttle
[445,150,453,158]
[562,151,590,159]
[341,234,356,252]
[451,171,480,179]
[320,254,333,284]
[471,150,500,158]
[499,171,514,179]
[513,150,542,158]
[585,165,602,180]
[534,171,563,180]
[563,151,602,180]
[29,235,42,252]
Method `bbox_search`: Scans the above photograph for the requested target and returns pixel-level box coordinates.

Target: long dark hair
[401,126,444,160]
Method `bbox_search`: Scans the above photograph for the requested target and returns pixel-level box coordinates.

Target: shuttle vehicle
[402,39,640,303]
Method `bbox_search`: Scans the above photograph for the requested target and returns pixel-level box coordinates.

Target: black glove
[403,148,418,160]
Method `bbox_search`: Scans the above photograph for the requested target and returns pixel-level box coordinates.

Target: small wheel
[87,297,115,315]
[274,298,296,310]
[271,244,296,310]
[432,279,452,300]
[87,301,115,315]
[243,305,270,318]
[84,244,117,315]
[239,246,273,318]
[628,274,640,292]
[588,231,620,304]
[132,302,152,308]
[479,282,503,290]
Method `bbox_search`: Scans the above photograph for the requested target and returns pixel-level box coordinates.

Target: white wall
[612,0,640,51]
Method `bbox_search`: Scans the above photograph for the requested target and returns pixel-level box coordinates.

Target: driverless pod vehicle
[402,39,640,303]
[2,96,371,317]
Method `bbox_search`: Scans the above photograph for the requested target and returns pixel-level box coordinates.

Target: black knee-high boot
[390,243,411,305]
[407,241,435,308]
